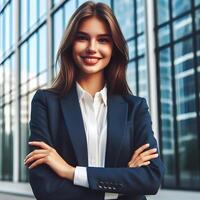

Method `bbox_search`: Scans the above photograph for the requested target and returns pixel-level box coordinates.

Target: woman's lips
[81,56,101,65]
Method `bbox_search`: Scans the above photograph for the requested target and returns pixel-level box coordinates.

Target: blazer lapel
[105,95,128,167]
[60,83,88,166]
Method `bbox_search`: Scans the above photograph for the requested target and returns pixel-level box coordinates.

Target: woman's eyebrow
[77,31,111,37]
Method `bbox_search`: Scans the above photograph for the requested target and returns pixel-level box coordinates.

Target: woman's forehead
[77,16,111,35]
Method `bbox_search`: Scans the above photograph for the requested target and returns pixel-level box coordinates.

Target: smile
[81,56,102,65]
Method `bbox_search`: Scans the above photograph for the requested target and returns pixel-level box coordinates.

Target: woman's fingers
[129,153,159,167]
[24,153,47,166]
[24,149,48,161]
[28,141,52,150]
[28,157,46,169]
[131,143,150,160]
[129,161,150,168]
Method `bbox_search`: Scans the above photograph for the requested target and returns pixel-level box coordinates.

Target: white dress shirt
[73,81,119,200]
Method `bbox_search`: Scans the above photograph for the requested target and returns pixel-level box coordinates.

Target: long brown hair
[50,1,132,97]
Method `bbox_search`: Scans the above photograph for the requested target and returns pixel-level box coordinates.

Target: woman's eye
[76,35,88,41]
[98,38,110,43]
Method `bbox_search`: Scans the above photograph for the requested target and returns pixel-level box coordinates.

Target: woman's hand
[24,141,75,181]
[128,143,158,168]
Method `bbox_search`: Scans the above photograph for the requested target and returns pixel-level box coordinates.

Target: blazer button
[98,185,103,189]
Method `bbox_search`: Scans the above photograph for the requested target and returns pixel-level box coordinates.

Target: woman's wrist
[63,165,75,181]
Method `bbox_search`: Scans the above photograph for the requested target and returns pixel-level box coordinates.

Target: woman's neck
[77,72,105,97]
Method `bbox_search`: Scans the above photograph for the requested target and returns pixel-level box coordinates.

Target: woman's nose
[86,40,97,53]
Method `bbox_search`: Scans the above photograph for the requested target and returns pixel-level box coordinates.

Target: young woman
[24,1,164,200]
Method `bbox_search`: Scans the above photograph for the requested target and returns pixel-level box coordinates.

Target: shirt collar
[76,81,107,106]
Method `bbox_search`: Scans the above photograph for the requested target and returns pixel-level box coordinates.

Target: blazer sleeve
[28,90,101,200]
[86,98,165,195]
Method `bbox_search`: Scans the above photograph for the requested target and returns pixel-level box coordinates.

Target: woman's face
[72,16,113,77]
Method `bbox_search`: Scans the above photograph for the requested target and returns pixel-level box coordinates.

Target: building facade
[0,0,199,197]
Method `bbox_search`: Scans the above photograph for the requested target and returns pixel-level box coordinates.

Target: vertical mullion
[169,0,180,188]
[191,0,200,176]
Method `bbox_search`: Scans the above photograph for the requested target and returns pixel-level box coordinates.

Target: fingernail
[146,143,150,147]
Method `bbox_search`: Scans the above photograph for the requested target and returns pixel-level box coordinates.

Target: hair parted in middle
[50,1,132,97]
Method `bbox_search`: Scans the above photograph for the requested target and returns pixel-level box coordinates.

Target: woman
[24,1,164,200]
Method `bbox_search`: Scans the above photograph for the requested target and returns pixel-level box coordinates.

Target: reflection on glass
[174,39,200,187]
[11,55,16,101]
[137,34,145,56]
[39,25,47,73]
[0,66,3,179]
[4,58,10,94]
[39,0,47,19]
[196,0,200,6]
[114,0,134,39]
[128,40,135,60]
[156,0,169,25]
[78,0,110,6]
[0,14,3,58]
[19,95,28,182]
[53,9,64,76]
[5,4,10,52]
[53,0,61,6]
[196,9,200,30]
[137,0,145,34]
[29,33,37,79]
[20,42,28,84]
[39,72,47,87]
[20,0,28,36]
[172,0,191,18]
[158,25,170,46]
[29,0,37,29]
[127,61,136,95]
[159,48,176,186]
[173,14,192,40]
[138,57,148,100]
[64,0,76,26]
[3,104,13,180]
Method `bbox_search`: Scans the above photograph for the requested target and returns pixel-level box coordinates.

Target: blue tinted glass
[128,40,135,60]
[78,0,110,6]
[158,25,170,46]
[196,9,200,30]
[127,61,136,94]
[159,48,176,186]
[20,42,28,84]
[29,0,37,29]
[64,0,76,26]
[53,9,63,64]
[173,14,192,40]
[39,0,47,19]
[5,5,10,52]
[137,34,145,55]
[39,25,47,72]
[53,0,61,6]
[196,0,200,6]
[137,0,145,34]
[20,0,28,36]
[138,57,148,100]
[29,33,37,78]
[11,0,15,48]
[0,14,3,59]
[4,59,10,94]
[114,0,134,39]
[172,0,191,18]
[156,0,169,25]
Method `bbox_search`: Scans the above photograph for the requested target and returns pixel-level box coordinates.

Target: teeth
[82,57,99,64]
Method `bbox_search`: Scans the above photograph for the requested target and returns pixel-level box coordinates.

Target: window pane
[20,0,28,36]
[172,0,191,18]
[128,40,135,60]
[196,9,200,30]
[137,34,145,56]
[4,58,10,94]
[158,25,170,46]
[114,0,134,39]
[5,4,11,52]
[138,57,148,100]
[19,95,28,182]
[29,0,37,29]
[196,0,200,6]
[39,25,47,72]
[156,0,169,25]
[20,42,28,84]
[3,104,13,180]
[127,61,136,94]
[159,48,176,186]
[0,14,3,59]
[64,0,76,26]
[0,66,3,180]
[137,0,145,34]
[39,0,47,19]
[29,33,38,79]
[173,14,192,40]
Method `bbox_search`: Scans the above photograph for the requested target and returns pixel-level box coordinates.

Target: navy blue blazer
[28,83,164,200]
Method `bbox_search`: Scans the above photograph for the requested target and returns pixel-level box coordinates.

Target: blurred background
[0,0,200,199]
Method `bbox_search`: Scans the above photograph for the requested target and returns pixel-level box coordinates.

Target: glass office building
[0,0,199,197]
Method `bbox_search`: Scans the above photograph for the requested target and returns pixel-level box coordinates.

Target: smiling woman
[24,1,164,200]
